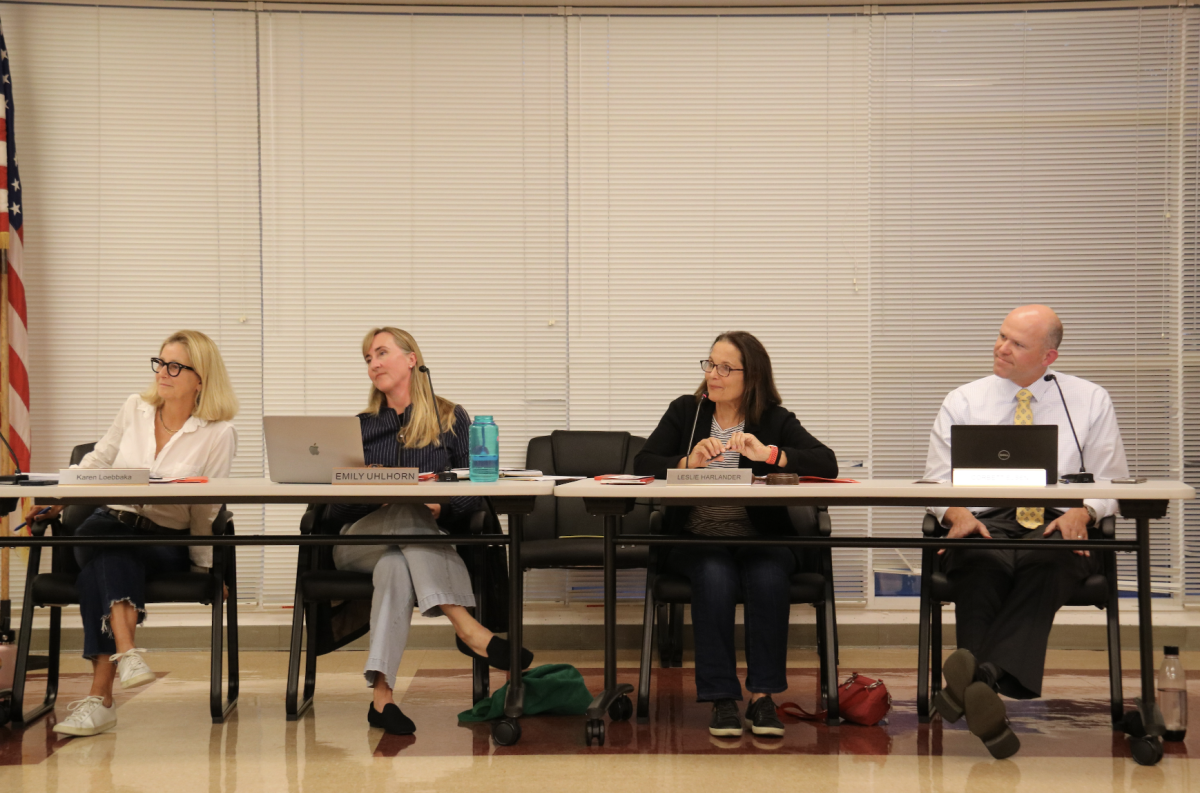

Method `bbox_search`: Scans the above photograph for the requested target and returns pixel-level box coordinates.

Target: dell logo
[309,444,320,456]
[998,450,1011,461]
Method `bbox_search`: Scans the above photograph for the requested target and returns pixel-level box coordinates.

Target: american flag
[0,22,29,474]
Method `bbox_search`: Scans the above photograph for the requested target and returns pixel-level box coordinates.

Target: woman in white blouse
[27,330,238,738]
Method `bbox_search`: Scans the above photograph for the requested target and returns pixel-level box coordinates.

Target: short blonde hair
[361,327,456,449]
[141,330,239,422]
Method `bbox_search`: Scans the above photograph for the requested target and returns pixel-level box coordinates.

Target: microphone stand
[419,365,459,482]
[1044,373,1094,483]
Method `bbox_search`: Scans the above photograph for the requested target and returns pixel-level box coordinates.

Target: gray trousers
[333,504,476,690]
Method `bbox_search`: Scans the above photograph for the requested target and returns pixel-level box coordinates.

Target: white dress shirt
[924,370,1129,523]
[77,394,238,569]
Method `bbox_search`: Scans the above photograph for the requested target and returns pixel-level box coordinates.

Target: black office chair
[10,442,239,727]
[637,505,841,723]
[522,431,652,571]
[285,503,497,720]
[916,512,1123,726]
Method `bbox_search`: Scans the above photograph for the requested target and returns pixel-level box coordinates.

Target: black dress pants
[943,508,1099,699]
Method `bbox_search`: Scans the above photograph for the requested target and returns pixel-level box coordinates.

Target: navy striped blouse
[327,403,478,528]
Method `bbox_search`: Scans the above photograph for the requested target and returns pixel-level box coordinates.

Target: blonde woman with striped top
[634,331,837,739]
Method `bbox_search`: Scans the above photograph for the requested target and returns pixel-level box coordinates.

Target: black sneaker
[709,698,743,737]
[745,695,785,737]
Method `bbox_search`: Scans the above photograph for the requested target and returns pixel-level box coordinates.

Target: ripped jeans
[74,508,191,659]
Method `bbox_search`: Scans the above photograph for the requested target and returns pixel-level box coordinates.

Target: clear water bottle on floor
[469,415,499,482]
[1158,645,1187,742]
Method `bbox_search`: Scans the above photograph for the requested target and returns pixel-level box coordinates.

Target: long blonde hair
[361,327,456,449]
[141,330,239,422]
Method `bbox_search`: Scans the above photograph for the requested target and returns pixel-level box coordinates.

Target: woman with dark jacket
[634,331,837,739]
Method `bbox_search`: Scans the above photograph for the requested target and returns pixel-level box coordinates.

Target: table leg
[1135,516,1163,738]
[584,511,633,745]
[503,513,525,720]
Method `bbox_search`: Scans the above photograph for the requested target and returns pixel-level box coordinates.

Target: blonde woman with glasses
[25,330,239,738]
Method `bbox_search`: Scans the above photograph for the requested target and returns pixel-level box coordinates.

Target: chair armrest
[467,508,491,536]
[922,513,944,537]
[816,506,832,537]
[31,517,57,537]
[299,504,320,535]
[648,505,665,534]
[1089,514,1116,540]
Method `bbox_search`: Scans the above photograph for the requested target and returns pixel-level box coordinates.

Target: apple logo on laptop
[309,444,320,456]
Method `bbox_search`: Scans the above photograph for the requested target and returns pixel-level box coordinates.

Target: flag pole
[0,244,10,636]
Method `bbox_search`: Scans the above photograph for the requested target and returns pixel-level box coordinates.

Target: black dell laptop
[950,425,1059,484]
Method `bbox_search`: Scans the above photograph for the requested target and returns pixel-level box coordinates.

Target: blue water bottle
[469,415,499,482]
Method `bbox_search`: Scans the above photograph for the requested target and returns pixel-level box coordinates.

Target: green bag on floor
[458,664,594,722]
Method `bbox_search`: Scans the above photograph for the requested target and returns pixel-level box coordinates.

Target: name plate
[666,468,753,485]
[59,468,150,486]
[332,467,419,485]
[952,468,1046,487]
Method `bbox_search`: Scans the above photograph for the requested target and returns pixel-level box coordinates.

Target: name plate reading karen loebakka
[59,468,151,486]
[332,467,419,485]
[666,468,753,485]
[952,468,1047,487]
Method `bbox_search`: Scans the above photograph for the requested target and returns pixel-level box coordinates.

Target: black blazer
[634,394,838,537]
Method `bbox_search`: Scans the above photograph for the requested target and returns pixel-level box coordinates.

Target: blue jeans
[74,509,191,659]
[667,541,795,701]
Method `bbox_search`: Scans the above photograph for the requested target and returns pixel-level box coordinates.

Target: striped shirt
[683,417,756,538]
[327,402,478,528]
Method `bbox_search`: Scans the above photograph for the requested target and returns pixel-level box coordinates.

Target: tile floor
[0,648,1196,792]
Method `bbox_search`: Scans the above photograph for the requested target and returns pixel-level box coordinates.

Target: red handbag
[777,672,892,726]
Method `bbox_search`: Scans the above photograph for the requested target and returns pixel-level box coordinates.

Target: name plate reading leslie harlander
[59,468,151,486]
[332,467,419,485]
[666,468,753,485]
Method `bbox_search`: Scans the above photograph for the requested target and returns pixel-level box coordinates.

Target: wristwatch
[1085,505,1097,526]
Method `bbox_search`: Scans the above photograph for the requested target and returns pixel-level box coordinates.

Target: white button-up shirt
[924,371,1129,523]
[76,394,238,569]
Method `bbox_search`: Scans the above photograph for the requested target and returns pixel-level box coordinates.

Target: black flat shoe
[367,702,416,735]
[455,635,534,671]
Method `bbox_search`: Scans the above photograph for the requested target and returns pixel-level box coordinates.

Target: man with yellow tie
[923,304,1129,759]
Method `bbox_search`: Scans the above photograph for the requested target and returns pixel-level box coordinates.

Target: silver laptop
[264,416,365,483]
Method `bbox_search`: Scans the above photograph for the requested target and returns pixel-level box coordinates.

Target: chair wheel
[608,694,633,722]
[1129,735,1163,766]
[585,718,605,746]
[491,717,522,747]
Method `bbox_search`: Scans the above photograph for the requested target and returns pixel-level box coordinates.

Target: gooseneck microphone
[684,394,708,469]
[0,431,28,484]
[418,364,458,482]
[1043,373,1094,484]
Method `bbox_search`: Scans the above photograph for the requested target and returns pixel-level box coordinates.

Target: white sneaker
[111,648,155,689]
[52,696,117,737]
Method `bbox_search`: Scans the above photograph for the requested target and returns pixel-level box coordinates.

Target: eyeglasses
[700,360,744,377]
[151,357,197,378]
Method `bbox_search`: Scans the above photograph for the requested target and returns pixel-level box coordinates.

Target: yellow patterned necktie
[1014,388,1044,529]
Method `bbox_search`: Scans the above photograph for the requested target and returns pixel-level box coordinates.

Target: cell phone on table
[1112,477,1147,484]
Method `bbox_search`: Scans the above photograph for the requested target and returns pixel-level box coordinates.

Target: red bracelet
[766,445,779,466]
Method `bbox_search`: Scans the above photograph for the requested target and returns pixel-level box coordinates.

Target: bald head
[993,305,1063,387]
[1006,304,1063,351]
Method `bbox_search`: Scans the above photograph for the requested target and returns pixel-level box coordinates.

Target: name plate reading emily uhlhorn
[952,468,1047,487]
[666,468,753,485]
[59,468,151,486]
[332,467,419,485]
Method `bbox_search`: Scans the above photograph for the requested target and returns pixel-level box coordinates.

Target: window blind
[5,3,262,610]
[257,11,568,604]
[5,2,1198,613]
[867,8,1191,601]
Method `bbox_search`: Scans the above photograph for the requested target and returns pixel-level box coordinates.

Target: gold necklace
[158,408,181,434]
